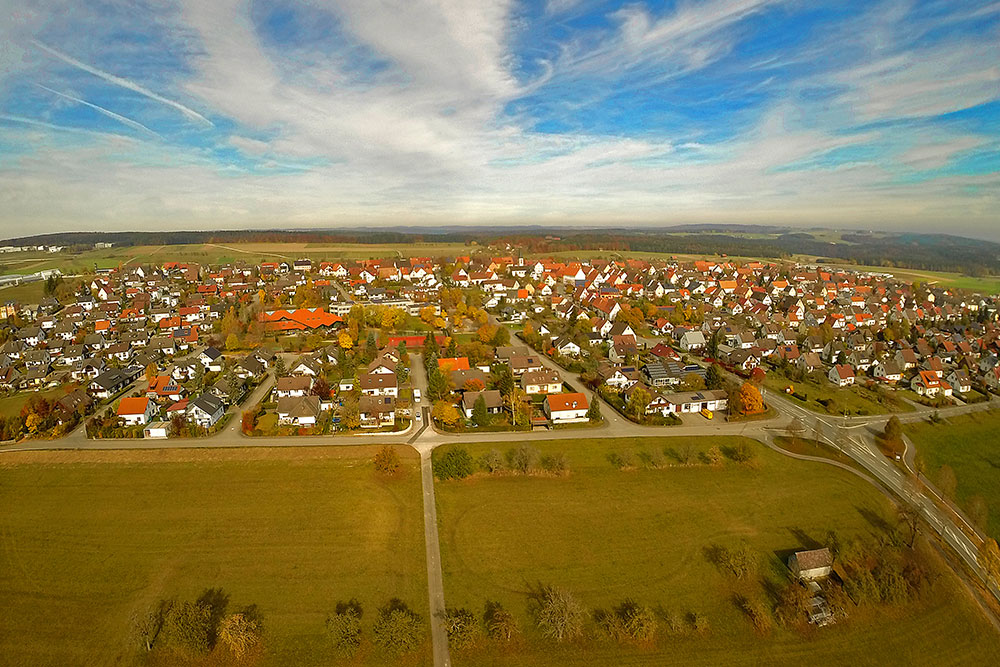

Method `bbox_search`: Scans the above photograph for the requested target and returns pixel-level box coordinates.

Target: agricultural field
[434,437,999,666]
[0,446,430,666]
[762,368,915,416]
[811,262,1000,295]
[905,409,1000,540]
[0,242,480,278]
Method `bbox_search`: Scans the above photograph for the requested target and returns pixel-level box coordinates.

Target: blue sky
[1,0,998,238]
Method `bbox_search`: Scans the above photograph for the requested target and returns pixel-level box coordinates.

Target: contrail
[0,113,102,134]
[32,39,213,127]
[35,84,161,137]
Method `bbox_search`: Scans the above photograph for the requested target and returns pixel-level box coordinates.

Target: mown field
[906,409,1000,540]
[0,446,430,666]
[434,437,1000,666]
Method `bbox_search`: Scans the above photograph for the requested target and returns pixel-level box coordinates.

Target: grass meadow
[906,409,1000,540]
[0,445,430,666]
[433,437,1000,666]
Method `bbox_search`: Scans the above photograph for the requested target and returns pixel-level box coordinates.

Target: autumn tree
[225,333,240,351]
[326,600,363,656]
[145,363,158,382]
[626,386,650,420]
[484,601,519,641]
[535,586,585,641]
[372,601,423,656]
[463,378,486,392]
[444,608,481,649]
[979,539,1000,583]
[218,613,261,660]
[341,398,360,430]
[432,400,461,427]
[736,382,764,415]
[477,323,498,344]
[337,330,354,350]
[419,305,437,325]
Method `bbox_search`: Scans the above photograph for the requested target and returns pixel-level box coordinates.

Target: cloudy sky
[1,0,998,238]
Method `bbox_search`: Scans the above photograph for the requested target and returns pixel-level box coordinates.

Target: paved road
[418,446,451,667]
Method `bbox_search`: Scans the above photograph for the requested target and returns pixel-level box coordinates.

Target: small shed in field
[788,547,833,581]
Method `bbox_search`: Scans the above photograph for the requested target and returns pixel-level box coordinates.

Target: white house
[828,364,855,387]
[188,393,225,428]
[680,330,706,352]
[543,392,589,423]
[118,396,157,426]
[520,369,563,395]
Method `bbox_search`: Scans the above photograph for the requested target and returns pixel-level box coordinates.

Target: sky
[0,0,999,238]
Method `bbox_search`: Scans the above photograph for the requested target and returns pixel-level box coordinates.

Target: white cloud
[899,136,986,170]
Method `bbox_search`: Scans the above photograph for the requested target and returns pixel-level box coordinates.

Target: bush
[373,445,401,474]
[608,449,635,470]
[326,600,362,656]
[435,446,475,480]
[598,600,657,643]
[737,596,772,635]
[164,600,213,653]
[484,601,519,641]
[478,448,505,474]
[535,586,586,641]
[444,607,480,649]
[372,600,422,656]
[540,452,569,474]
[728,441,756,463]
[691,612,710,633]
[774,582,810,627]
[507,444,539,474]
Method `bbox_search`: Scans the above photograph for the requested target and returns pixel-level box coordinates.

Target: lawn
[434,437,999,666]
[0,387,67,419]
[762,368,914,416]
[905,409,1000,540]
[0,446,430,666]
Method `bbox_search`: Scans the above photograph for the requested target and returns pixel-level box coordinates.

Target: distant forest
[5,227,999,275]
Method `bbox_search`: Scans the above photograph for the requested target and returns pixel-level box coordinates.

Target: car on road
[413,389,421,402]
[416,411,422,421]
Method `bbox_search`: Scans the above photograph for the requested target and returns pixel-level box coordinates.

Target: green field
[0,446,430,666]
[0,242,482,277]
[763,369,915,416]
[434,437,999,666]
[810,262,1000,295]
[0,387,67,419]
[906,409,1000,540]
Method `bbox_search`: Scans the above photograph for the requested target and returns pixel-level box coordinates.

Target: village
[0,249,998,445]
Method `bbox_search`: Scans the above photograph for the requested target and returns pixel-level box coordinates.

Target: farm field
[809,262,1000,295]
[1,242,479,277]
[0,446,430,667]
[905,409,1000,540]
[433,437,1000,666]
